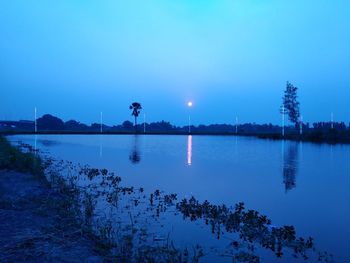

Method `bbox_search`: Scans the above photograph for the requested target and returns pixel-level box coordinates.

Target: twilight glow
[1,1,350,125]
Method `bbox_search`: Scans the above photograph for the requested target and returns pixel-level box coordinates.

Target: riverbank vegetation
[0,136,333,262]
[2,113,350,144]
[0,136,42,177]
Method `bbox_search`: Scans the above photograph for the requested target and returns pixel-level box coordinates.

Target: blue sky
[1,0,349,125]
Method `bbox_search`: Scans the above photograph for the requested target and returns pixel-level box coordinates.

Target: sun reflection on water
[187,135,192,166]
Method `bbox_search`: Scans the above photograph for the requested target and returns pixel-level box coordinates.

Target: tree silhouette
[122,120,133,131]
[129,102,142,132]
[37,114,64,130]
[281,82,300,126]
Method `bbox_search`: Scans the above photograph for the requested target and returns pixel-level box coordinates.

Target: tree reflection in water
[37,145,331,262]
[129,135,141,164]
[283,142,299,192]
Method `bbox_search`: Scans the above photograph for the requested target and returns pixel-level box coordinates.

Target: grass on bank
[0,136,186,261]
[0,136,102,260]
[0,136,43,177]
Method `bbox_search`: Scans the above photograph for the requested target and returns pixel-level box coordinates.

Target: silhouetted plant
[0,136,43,176]
[129,102,142,132]
[33,148,332,263]
[37,114,65,130]
[281,82,300,126]
[122,120,134,131]
[176,197,321,261]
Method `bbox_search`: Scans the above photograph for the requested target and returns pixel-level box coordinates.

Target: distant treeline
[1,114,350,134]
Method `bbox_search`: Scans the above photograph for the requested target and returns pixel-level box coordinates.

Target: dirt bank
[0,170,102,262]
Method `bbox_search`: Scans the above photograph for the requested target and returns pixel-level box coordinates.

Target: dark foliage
[122,120,134,130]
[313,122,347,131]
[64,120,88,131]
[37,114,64,131]
[176,197,317,260]
[129,102,142,130]
[282,82,300,125]
[0,136,43,177]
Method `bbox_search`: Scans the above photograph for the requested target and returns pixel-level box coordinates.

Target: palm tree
[129,102,142,132]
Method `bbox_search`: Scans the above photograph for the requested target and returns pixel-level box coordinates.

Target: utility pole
[331,112,334,129]
[281,105,285,137]
[300,115,303,135]
[34,107,37,133]
[235,116,238,134]
[100,112,103,133]
[143,113,146,133]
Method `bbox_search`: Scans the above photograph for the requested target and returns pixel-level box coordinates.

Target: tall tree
[281,82,300,126]
[129,102,142,131]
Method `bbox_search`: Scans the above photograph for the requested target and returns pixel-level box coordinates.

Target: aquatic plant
[45,157,334,262]
[7,138,331,263]
[176,197,321,261]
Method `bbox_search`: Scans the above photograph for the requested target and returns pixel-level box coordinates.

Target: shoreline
[0,136,335,262]
[0,170,102,262]
[2,130,350,144]
[0,136,103,261]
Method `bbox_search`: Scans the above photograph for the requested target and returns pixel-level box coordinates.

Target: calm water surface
[8,135,350,262]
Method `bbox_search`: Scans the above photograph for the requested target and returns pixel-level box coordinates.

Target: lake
[8,134,350,262]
